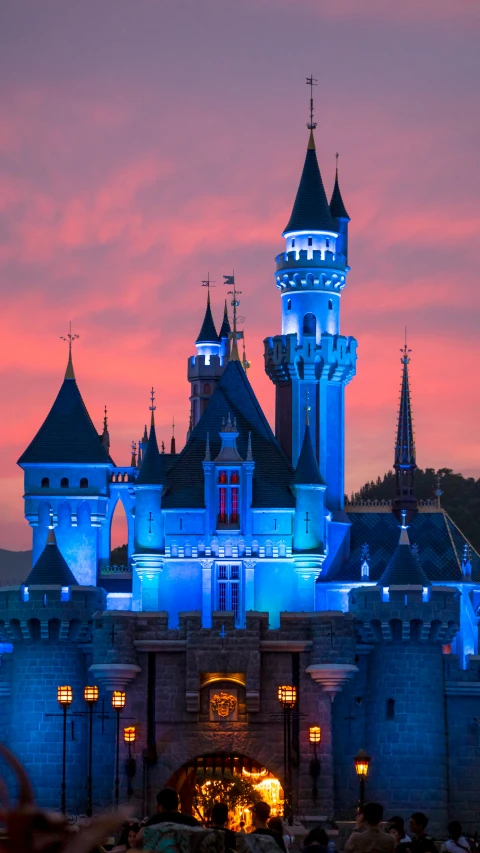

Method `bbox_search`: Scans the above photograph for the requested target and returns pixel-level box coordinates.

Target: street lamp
[124,726,136,799]
[277,685,297,825]
[84,686,99,817]
[57,685,73,814]
[112,691,126,809]
[309,726,321,800]
[354,748,371,812]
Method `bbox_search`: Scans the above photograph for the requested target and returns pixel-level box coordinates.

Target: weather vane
[150,387,156,413]
[201,273,215,293]
[223,272,245,361]
[306,75,318,130]
[60,321,79,356]
[400,327,411,363]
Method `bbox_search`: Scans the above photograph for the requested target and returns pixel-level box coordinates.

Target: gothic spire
[330,155,350,221]
[393,340,417,522]
[283,130,335,235]
[196,288,220,344]
[219,299,231,340]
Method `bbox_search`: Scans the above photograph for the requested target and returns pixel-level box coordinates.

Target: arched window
[326,238,330,248]
[303,313,316,336]
[41,477,49,488]
[80,477,88,489]
[291,239,295,248]
[193,384,199,395]
[60,477,69,488]
[287,299,292,311]
[328,299,333,310]
[204,383,211,395]
[217,470,240,527]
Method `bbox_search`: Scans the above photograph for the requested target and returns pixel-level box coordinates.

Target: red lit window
[218,471,227,484]
[219,488,227,523]
[230,488,239,524]
[230,471,239,484]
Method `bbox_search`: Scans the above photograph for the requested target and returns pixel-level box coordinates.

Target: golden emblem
[210,692,237,717]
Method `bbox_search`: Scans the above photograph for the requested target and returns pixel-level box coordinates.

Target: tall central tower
[264,106,357,514]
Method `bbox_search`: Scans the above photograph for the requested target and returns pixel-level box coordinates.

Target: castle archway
[166,752,283,825]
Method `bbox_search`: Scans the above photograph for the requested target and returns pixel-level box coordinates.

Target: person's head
[304,827,329,848]
[448,822,463,842]
[251,801,271,827]
[268,817,284,835]
[212,802,229,827]
[362,803,384,827]
[410,813,429,837]
[127,824,140,849]
[156,787,179,813]
[387,818,405,844]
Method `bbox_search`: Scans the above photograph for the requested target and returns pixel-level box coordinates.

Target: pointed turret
[219,299,231,341]
[136,391,168,486]
[329,158,350,262]
[392,343,417,522]
[18,351,111,465]
[379,520,430,588]
[170,417,176,455]
[196,290,220,346]
[101,405,110,453]
[25,515,78,587]
[294,410,324,486]
[283,130,336,235]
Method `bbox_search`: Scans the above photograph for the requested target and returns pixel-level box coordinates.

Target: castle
[1,108,480,832]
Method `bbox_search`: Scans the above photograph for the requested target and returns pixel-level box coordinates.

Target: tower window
[287,300,292,311]
[308,237,313,247]
[216,563,241,625]
[41,477,49,488]
[204,383,211,395]
[386,698,395,720]
[326,238,330,248]
[291,239,295,248]
[60,477,69,488]
[303,313,316,336]
[80,478,88,489]
[217,470,240,526]
[328,300,333,310]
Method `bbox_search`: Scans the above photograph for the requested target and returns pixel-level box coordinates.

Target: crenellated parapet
[275,248,348,289]
[349,585,460,645]
[0,585,105,643]
[264,332,357,386]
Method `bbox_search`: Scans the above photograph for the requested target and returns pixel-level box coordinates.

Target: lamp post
[277,685,297,825]
[354,748,371,812]
[124,726,136,799]
[84,685,99,817]
[309,726,321,800]
[57,685,73,814]
[112,691,126,809]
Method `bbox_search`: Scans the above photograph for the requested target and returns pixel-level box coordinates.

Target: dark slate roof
[136,421,168,486]
[284,132,336,234]
[329,171,350,220]
[294,423,324,486]
[378,530,430,587]
[18,376,111,465]
[25,530,78,586]
[196,294,220,344]
[219,300,231,339]
[162,360,295,509]
[322,511,480,583]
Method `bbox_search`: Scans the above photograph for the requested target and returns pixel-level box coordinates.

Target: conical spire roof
[329,168,350,220]
[18,356,111,465]
[284,131,336,235]
[379,525,430,587]
[196,291,220,344]
[395,347,416,470]
[219,299,231,339]
[136,416,168,486]
[25,526,78,587]
[294,418,324,486]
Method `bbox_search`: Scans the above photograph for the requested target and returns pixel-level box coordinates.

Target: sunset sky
[1,0,479,551]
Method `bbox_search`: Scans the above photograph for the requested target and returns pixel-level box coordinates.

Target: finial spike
[131,441,137,467]
[304,389,311,427]
[246,431,253,461]
[60,321,79,380]
[47,508,56,544]
[205,431,211,461]
[223,272,244,362]
[149,387,156,426]
[306,74,318,130]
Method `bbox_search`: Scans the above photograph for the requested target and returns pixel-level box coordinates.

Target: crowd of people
[99,790,475,853]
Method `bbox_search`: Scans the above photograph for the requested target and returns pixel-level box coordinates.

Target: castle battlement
[349,585,460,644]
[275,249,347,276]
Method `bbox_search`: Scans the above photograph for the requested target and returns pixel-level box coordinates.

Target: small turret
[24,511,78,587]
[378,514,430,588]
[329,156,350,262]
[188,284,226,428]
[392,342,417,523]
[219,299,231,363]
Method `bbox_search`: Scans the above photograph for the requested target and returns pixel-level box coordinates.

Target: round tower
[187,288,227,428]
[349,523,460,832]
[0,523,105,811]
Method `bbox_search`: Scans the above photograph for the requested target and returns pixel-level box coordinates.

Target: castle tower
[187,288,226,428]
[348,521,459,829]
[0,520,106,810]
[264,116,357,514]
[392,343,417,522]
[17,336,112,586]
[131,389,167,611]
